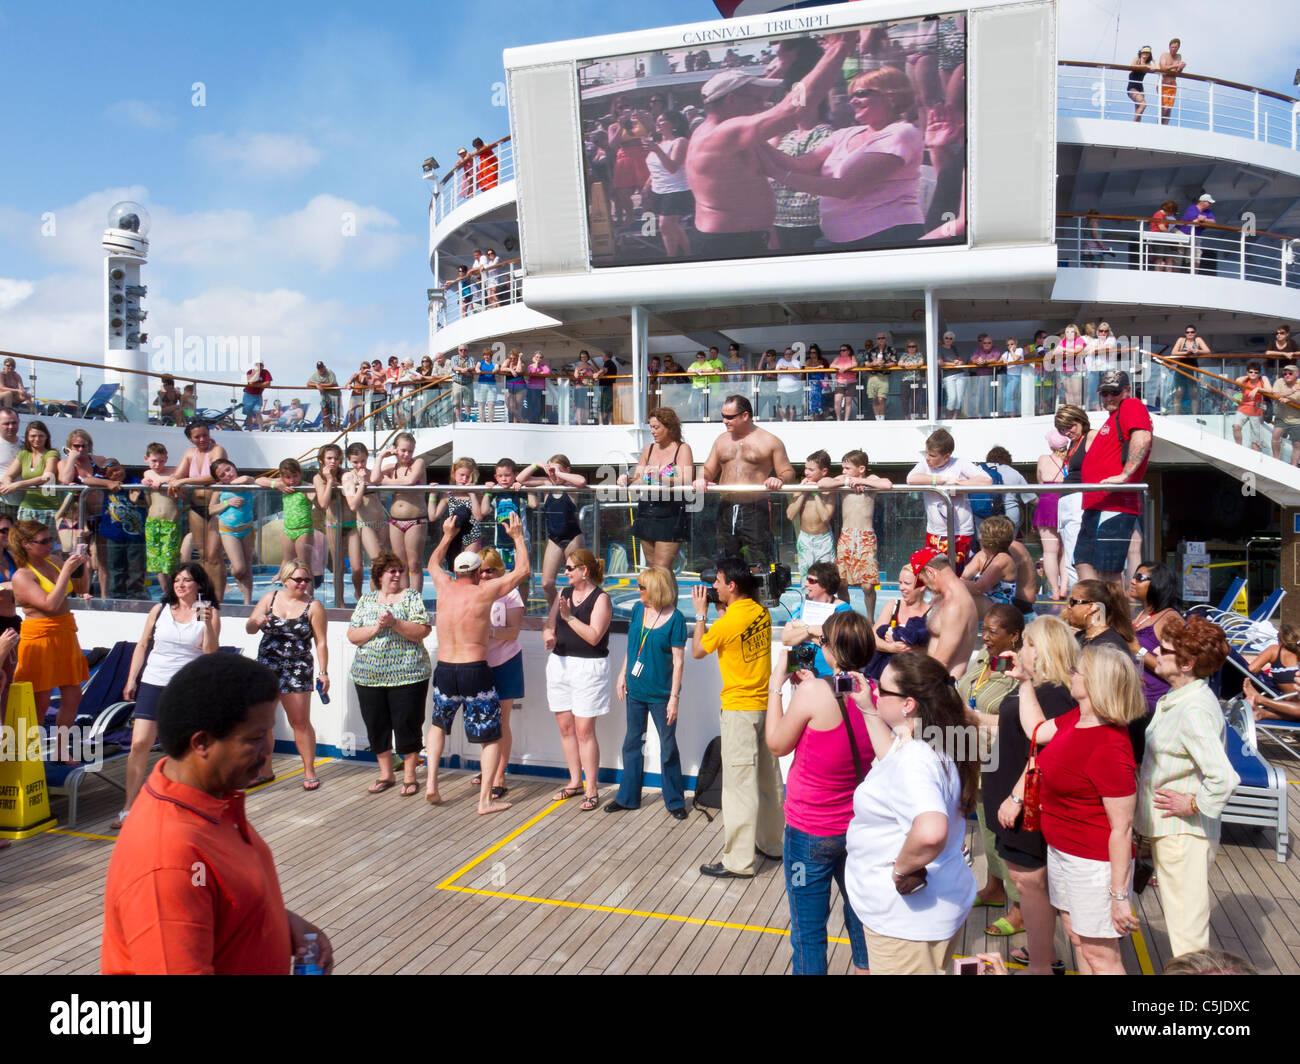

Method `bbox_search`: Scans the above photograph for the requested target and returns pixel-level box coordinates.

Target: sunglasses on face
[720,412,740,421]
[1068,598,1092,607]
[31,536,53,546]
[875,685,905,700]
[1133,572,1151,583]
[1099,388,1120,397]
[286,576,312,584]
[804,577,819,586]
[851,89,885,101]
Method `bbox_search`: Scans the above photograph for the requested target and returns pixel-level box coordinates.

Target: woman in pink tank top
[765,609,875,975]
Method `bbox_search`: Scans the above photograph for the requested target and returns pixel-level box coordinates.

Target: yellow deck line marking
[50,828,114,842]
[436,800,567,889]
[1131,925,1155,976]
[248,757,335,792]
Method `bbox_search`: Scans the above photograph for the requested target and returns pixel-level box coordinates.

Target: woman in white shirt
[1001,336,1025,417]
[763,66,924,250]
[641,112,693,259]
[844,649,978,974]
[115,562,220,829]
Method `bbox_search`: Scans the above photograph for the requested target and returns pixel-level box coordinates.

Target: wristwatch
[1008,794,1023,806]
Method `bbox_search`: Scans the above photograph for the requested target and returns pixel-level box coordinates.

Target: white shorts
[546,654,611,718]
[1047,844,1131,940]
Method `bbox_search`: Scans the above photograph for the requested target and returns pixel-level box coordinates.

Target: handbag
[1021,720,1045,832]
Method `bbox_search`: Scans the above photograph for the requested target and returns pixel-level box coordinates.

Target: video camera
[698,559,792,610]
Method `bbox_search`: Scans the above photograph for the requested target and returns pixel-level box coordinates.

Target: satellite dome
[107,201,151,237]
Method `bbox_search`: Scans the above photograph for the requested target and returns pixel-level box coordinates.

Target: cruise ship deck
[6,746,1297,975]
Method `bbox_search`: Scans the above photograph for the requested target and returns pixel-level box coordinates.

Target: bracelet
[1008,794,1023,805]
[1108,888,1129,901]
[931,474,938,485]
[1189,793,1200,815]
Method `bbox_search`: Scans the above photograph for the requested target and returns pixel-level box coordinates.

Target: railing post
[1098,72,1105,120]
[1206,81,1213,131]
[1240,228,1247,281]
[944,490,957,568]
[1253,89,1260,140]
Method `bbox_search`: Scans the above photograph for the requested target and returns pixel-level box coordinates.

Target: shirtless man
[692,394,796,568]
[685,34,850,257]
[911,547,978,679]
[962,515,1037,621]
[425,511,529,815]
[1157,38,1185,126]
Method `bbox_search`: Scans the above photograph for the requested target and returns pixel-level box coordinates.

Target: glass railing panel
[433,136,514,224]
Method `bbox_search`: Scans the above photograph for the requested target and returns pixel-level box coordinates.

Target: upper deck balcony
[1058,60,1300,177]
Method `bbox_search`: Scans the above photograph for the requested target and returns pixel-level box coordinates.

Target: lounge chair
[1222,698,1290,862]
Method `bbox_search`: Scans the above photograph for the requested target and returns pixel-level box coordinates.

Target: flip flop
[985,916,1024,937]
[491,785,509,800]
[971,897,1007,908]
[1010,947,1066,974]
[302,778,321,791]
[553,785,584,801]
[400,781,419,797]
[470,774,483,786]
[368,778,397,794]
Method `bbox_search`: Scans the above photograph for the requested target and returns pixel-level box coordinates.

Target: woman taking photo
[348,551,431,797]
[543,549,612,811]
[116,562,219,828]
[247,559,329,789]
[619,406,693,574]
[607,565,687,818]
[475,548,524,800]
[9,520,90,759]
[766,610,874,975]
[843,650,978,975]
[169,421,228,600]
[1137,614,1237,958]
[371,432,427,592]
[1015,643,1144,975]
[1033,428,1071,600]
[2,420,59,529]
[983,616,1078,973]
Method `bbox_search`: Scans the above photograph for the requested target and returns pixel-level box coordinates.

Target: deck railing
[432,136,514,224]
[1055,212,1300,290]
[1058,60,1300,150]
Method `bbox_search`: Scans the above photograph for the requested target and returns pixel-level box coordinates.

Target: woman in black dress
[1126,46,1156,122]
[619,406,693,575]
[247,559,329,789]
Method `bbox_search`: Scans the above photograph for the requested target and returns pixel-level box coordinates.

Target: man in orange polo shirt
[102,654,334,974]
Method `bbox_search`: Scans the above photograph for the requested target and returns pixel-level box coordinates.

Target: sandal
[368,778,397,794]
[249,774,276,788]
[1010,947,1066,974]
[110,811,129,831]
[400,781,419,797]
[579,792,599,812]
[985,916,1024,937]
[491,785,509,800]
[553,785,584,801]
[470,774,483,786]
[302,777,321,792]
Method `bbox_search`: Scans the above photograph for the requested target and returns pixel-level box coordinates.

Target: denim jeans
[783,823,869,975]
[615,697,685,811]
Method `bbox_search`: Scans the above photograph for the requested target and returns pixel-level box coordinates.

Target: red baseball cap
[909,546,942,577]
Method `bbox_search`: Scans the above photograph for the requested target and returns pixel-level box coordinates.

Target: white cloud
[0,278,35,313]
[190,132,323,180]
[265,194,410,272]
[105,100,174,130]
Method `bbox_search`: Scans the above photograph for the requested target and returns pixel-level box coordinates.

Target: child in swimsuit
[256,457,315,569]
[484,457,531,572]
[818,448,893,619]
[141,442,182,594]
[371,432,427,592]
[210,459,257,603]
[342,442,388,590]
[514,454,587,607]
[429,456,487,567]
[786,450,836,577]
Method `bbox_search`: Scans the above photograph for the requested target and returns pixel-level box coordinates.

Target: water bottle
[316,677,330,705]
[293,933,323,975]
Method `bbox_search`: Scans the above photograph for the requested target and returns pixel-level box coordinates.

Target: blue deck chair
[1215,577,1247,614]
[1222,646,1300,759]
[1222,699,1290,862]
[82,383,121,420]
[43,641,137,827]
[285,405,321,432]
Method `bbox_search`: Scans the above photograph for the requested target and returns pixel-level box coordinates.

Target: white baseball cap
[453,551,482,574]
[701,70,783,104]
[1197,193,1215,204]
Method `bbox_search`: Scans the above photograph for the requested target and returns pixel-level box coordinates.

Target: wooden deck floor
[4,741,1300,975]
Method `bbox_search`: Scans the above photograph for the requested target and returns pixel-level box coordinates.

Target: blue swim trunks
[431,660,502,743]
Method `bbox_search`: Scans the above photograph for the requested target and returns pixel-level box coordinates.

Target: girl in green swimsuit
[256,457,316,570]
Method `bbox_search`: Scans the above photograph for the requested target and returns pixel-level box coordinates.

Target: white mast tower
[101,201,150,422]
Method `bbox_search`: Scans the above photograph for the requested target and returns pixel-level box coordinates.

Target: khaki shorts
[866,374,890,400]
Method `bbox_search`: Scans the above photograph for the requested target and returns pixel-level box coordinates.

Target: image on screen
[577,13,967,268]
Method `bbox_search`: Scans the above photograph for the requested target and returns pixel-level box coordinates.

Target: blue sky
[0,0,1294,399]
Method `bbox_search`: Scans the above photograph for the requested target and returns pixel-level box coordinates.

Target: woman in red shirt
[1013,643,1145,974]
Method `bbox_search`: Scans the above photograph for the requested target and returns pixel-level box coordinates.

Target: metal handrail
[1058,60,1298,106]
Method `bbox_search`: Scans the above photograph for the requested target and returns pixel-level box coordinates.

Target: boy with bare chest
[818,449,891,617]
[141,442,181,591]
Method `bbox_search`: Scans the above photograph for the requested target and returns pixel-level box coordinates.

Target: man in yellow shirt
[691,557,783,878]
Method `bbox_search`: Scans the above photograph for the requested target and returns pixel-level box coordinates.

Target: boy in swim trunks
[818,449,892,618]
[141,443,182,594]
[257,458,315,568]
[785,449,836,578]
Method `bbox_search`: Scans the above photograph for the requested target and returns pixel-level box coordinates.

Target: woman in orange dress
[10,520,91,758]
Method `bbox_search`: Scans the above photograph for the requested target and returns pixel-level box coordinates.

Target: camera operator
[780,561,852,678]
[692,556,782,879]
[765,609,875,975]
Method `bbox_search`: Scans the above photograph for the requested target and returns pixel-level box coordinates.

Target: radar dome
[107,201,151,236]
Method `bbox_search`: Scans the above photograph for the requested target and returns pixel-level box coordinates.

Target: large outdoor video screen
[577,13,967,268]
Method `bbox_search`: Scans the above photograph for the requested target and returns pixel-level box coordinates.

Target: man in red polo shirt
[102,654,334,974]
[1077,369,1152,584]
[242,362,272,430]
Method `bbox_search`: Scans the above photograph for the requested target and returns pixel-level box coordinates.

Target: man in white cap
[306,361,339,430]
[1180,193,1216,274]
[424,511,529,815]
[685,33,851,257]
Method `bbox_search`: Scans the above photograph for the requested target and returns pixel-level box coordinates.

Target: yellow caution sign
[1231,583,1250,617]
[0,682,57,840]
